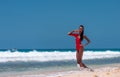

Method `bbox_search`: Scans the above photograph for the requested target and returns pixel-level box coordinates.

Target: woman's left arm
[83,35,91,46]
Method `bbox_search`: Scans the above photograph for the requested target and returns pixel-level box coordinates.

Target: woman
[68,25,90,69]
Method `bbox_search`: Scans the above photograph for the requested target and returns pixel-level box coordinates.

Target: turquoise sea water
[0,49,120,74]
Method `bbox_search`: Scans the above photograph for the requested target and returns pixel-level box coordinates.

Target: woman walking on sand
[68,25,91,70]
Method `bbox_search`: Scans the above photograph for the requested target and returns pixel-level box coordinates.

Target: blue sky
[0,0,120,49]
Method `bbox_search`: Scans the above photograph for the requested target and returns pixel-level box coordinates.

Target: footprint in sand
[106,72,110,75]
[93,75,98,77]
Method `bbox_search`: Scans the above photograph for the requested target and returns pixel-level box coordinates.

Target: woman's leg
[76,47,84,67]
[76,47,88,68]
[82,63,88,68]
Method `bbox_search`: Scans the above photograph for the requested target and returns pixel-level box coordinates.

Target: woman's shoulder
[74,33,79,36]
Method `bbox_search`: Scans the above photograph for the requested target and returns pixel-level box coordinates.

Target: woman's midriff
[76,44,83,51]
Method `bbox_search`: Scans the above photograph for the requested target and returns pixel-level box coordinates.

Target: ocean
[0,49,120,77]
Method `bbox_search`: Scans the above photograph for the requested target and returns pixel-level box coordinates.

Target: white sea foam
[0,50,120,62]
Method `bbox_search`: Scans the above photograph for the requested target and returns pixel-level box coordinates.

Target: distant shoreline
[0,48,120,51]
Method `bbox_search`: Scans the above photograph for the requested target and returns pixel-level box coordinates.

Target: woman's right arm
[68,30,79,36]
[68,30,74,35]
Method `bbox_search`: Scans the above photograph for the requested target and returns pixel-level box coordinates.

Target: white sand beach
[1,63,119,77]
[61,67,120,77]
